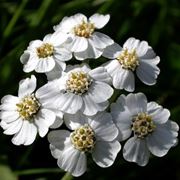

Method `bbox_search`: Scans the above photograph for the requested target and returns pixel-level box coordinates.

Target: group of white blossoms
[0,13,179,177]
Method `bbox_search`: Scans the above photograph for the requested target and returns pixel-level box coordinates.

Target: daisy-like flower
[0,75,63,145]
[54,13,114,60]
[103,37,160,92]
[48,111,121,177]
[20,31,72,74]
[40,64,113,116]
[111,93,179,166]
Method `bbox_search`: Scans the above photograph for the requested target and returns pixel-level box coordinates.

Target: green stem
[61,172,74,180]
[30,0,52,27]
[14,168,62,176]
[3,0,28,38]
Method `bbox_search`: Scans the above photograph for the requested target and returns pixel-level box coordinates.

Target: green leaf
[0,165,17,180]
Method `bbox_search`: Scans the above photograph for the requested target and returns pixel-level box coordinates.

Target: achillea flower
[0,75,62,145]
[48,111,121,177]
[20,32,72,73]
[111,93,179,166]
[103,37,160,92]
[40,64,113,116]
[54,13,114,60]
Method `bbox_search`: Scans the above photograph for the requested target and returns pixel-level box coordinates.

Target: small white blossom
[111,93,179,166]
[103,37,160,92]
[40,63,113,116]
[0,75,63,145]
[48,111,121,177]
[54,13,114,60]
[20,31,72,74]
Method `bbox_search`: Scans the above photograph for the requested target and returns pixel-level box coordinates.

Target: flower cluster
[0,13,179,177]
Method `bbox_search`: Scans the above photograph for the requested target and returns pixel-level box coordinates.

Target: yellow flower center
[36,43,54,58]
[66,71,92,95]
[16,94,41,120]
[73,20,95,38]
[132,112,156,138]
[70,124,96,152]
[117,49,139,71]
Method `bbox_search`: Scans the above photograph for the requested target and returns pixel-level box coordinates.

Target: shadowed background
[0,0,180,179]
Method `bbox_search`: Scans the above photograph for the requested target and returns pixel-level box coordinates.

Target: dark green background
[0,0,180,179]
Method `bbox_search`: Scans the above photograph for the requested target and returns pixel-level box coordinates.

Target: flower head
[48,111,121,177]
[103,38,160,92]
[20,32,72,74]
[0,75,63,145]
[54,13,114,60]
[111,93,179,166]
[40,64,113,116]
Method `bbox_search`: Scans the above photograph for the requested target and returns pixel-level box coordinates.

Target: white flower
[54,13,114,60]
[20,31,72,74]
[40,63,113,116]
[111,92,179,166]
[103,37,160,92]
[48,111,121,177]
[0,75,63,145]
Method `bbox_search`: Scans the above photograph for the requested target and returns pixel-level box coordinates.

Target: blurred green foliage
[0,0,180,179]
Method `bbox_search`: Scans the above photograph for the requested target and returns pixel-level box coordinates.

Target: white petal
[48,130,71,150]
[135,40,149,57]
[20,51,30,64]
[0,95,19,111]
[35,109,56,137]
[92,141,121,167]
[50,116,63,129]
[103,43,122,59]
[53,16,77,33]
[20,52,38,73]
[89,112,118,141]
[96,101,109,111]
[56,93,83,114]
[89,14,110,29]
[91,32,114,49]
[0,111,19,123]
[28,40,43,49]
[74,39,103,60]
[136,57,160,85]
[104,60,121,77]
[147,102,170,124]
[82,94,108,116]
[3,118,22,135]
[72,13,87,24]
[49,144,62,159]
[49,129,87,177]
[43,32,68,46]
[18,75,36,98]
[126,93,147,116]
[147,121,178,157]
[35,81,59,104]
[45,63,63,81]
[1,95,19,104]
[67,37,88,52]
[35,57,55,73]
[57,146,87,177]
[12,120,37,145]
[64,111,86,130]
[65,63,91,73]
[87,81,113,103]
[112,67,135,92]
[123,37,140,51]
[54,47,72,61]
[49,110,63,129]
[111,95,132,141]
[89,66,111,83]
[123,137,150,166]
[140,47,156,59]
